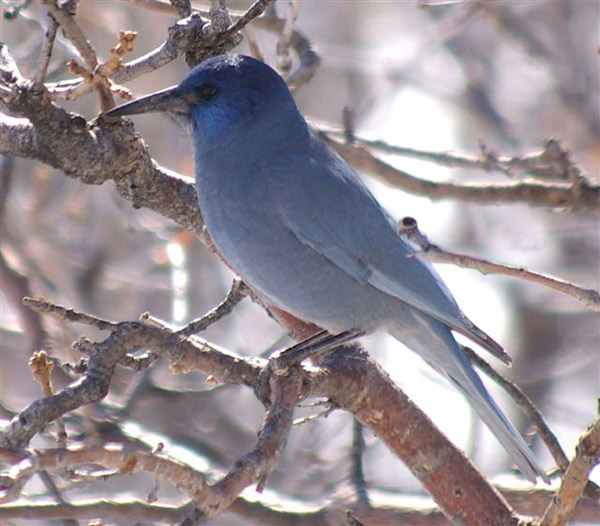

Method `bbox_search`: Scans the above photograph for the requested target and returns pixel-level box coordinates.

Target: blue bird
[106,54,544,482]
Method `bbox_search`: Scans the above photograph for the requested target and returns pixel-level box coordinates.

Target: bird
[106,54,545,482]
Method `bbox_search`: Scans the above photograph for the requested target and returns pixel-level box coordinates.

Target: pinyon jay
[106,54,545,482]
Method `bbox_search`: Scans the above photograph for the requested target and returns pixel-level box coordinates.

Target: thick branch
[306,348,521,526]
[2,487,598,525]
[0,91,204,237]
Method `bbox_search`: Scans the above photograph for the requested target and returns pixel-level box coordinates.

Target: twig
[1,367,300,519]
[466,345,600,499]
[257,11,320,90]
[1,302,262,450]
[39,3,316,99]
[350,419,370,508]
[40,0,98,70]
[176,279,249,337]
[65,30,137,109]
[1,487,597,524]
[0,500,192,523]
[0,295,545,524]
[319,131,576,182]
[275,0,301,76]
[398,217,600,312]
[292,400,336,425]
[0,252,48,351]
[215,0,276,44]
[36,471,79,526]
[33,12,58,86]
[540,418,600,526]
[47,15,207,99]
[23,297,120,331]
[318,132,600,215]
[44,0,274,98]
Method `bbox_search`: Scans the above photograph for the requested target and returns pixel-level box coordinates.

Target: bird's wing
[268,137,509,363]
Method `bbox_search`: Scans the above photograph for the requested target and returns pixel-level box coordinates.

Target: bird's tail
[446,347,546,483]
[390,314,546,483]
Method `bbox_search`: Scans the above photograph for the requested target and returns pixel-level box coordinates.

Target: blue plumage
[107,54,544,482]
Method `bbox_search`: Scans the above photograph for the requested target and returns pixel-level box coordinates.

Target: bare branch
[0,301,262,450]
[215,0,276,45]
[0,251,48,351]
[176,278,249,337]
[33,12,58,86]
[0,295,528,523]
[40,0,98,70]
[2,486,598,525]
[23,297,120,331]
[398,217,600,311]
[1,367,300,522]
[305,346,521,525]
[318,132,600,214]
[323,128,582,183]
[350,419,370,507]
[0,500,190,524]
[541,418,600,526]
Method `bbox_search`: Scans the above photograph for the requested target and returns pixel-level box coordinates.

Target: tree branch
[397,217,600,312]
[0,297,529,525]
[318,131,600,214]
[541,418,600,526]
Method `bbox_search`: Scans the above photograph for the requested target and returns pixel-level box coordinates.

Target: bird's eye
[192,83,218,103]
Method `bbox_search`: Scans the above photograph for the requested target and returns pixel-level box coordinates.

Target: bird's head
[105,54,304,152]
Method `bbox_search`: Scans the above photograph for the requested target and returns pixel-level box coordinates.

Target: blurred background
[1,1,599,524]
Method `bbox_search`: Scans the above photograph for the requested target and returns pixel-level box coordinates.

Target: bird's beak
[104,86,190,117]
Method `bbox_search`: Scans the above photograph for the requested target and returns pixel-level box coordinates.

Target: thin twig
[37,471,79,526]
[33,12,58,86]
[350,419,370,508]
[1,368,299,518]
[40,0,98,70]
[175,279,249,337]
[398,217,600,312]
[216,0,276,44]
[0,251,48,351]
[276,0,301,76]
[321,129,576,182]
[23,297,120,331]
